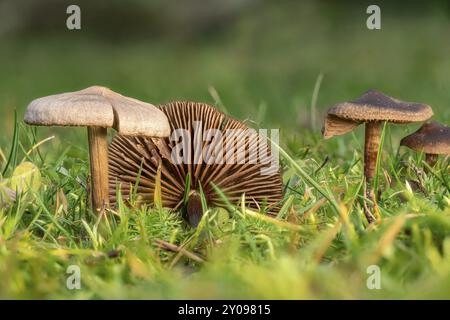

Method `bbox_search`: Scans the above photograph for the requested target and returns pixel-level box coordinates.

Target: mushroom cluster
[108,101,284,226]
[24,88,283,226]
[323,89,433,182]
[24,86,447,228]
[323,89,449,223]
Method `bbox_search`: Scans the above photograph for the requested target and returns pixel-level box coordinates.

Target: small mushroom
[108,101,284,226]
[400,121,450,166]
[323,89,433,181]
[24,86,170,212]
[0,186,16,208]
[323,90,433,222]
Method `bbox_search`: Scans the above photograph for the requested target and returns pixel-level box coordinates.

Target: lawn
[0,1,449,299]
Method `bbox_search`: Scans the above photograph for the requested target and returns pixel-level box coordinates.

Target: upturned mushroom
[24,86,170,212]
[108,101,284,226]
[323,89,433,222]
[400,121,450,166]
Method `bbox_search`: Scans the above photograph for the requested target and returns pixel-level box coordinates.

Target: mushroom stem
[364,121,382,182]
[363,122,382,224]
[186,191,203,227]
[425,153,438,167]
[87,126,110,212]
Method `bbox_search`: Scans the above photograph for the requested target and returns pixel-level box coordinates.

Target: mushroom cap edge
[24,85,170,137]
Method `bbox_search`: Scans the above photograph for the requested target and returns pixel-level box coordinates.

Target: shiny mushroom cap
[24,86,170,137]
[323,89,433,139]
[400,121,450,155]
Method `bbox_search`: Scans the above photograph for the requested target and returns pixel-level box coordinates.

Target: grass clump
[0,120,449,299]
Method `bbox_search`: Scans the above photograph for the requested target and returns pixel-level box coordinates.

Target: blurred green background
[1,0,450,154]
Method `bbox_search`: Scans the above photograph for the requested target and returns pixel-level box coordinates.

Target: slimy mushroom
[323,89,433,222]
[400,121,450,166]
[108,101,284,226]
[24,86,170,213]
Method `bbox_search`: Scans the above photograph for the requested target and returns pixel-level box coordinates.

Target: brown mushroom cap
[400,121,450,155]
[323,89,433,139]
[24,86,170,137]
[108,101,284,217]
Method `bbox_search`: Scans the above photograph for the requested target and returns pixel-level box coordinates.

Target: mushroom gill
[108,101,284,225]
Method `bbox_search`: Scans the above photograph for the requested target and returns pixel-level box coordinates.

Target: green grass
[0,1,449,299]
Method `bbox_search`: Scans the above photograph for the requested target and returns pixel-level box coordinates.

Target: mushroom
[400,121,450,166]
[0,186,16,208]
[322,89,433,222]
[108,101,284,226]
[24,86,170,212]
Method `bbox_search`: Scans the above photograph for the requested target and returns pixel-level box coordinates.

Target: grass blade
[310,73,323,131]
[272,140,341,215]
[2,110,20,176]
[154,164,162,210]
[373,121,388,193]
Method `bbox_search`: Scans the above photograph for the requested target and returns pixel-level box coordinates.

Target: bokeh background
[1,0,450,157]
